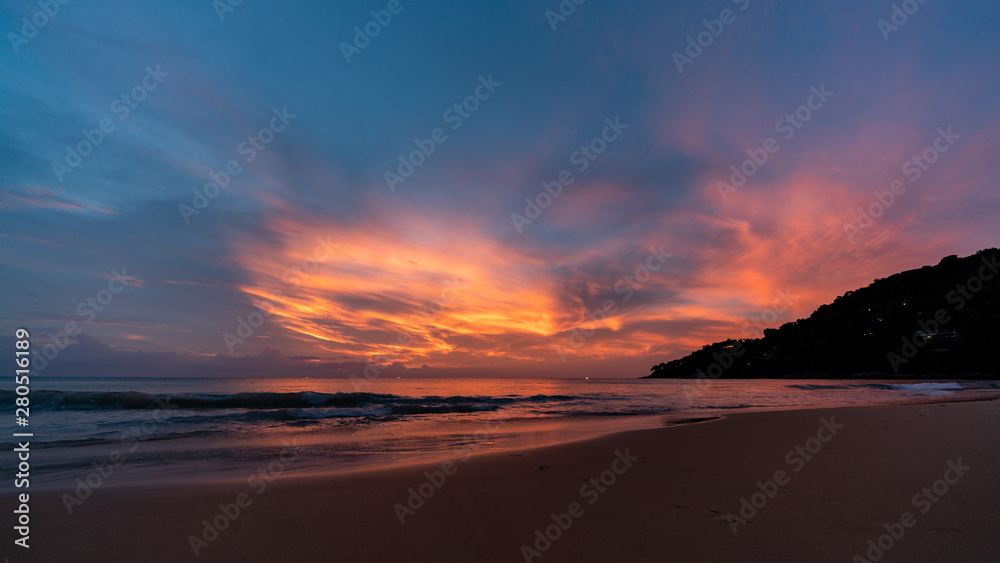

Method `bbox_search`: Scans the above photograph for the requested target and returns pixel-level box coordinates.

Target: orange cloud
[231,213,577,365]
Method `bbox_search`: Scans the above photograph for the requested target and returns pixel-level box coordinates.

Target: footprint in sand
[670,504,727,520]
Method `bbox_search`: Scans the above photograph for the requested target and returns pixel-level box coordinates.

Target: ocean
[5,377,999,492]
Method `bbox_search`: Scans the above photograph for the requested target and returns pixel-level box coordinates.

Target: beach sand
[24,399,1000,562]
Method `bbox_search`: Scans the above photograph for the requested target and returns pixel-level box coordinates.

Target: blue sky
[1,0,998,377]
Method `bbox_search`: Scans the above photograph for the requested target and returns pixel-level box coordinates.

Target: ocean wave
[0,390,578,412]
[786,384,859,390]
[787,382,964,391]
[389,404,500,415]
[877,382,963,391]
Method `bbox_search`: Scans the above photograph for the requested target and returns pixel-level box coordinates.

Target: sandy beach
[8,1,999,561]
[23,399,999,562]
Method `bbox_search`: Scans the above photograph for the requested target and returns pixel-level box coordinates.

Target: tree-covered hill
[645,249,999,379]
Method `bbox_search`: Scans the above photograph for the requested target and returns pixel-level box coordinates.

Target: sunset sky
[2,0,998,377]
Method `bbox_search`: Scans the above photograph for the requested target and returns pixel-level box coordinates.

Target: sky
[1,0,998,378]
